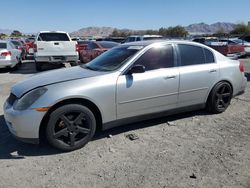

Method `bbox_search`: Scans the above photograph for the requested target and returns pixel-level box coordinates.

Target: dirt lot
[0,59,250,188]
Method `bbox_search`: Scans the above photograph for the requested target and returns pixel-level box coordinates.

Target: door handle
[164,75,176,79]
[209,69,217,73]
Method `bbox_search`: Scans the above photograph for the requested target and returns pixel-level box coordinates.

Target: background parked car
[123,35,163,43]
[0,40,21,69]
[34,31,79,71]
[79,41,118,63]
[193,37,246,58]
[10,40,27,60]
[227,38,250,56]
[240,35,250,43]
[25,37,35,55]
[96,37,126,43]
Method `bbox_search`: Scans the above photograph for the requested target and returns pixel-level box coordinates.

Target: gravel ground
[0,59,250,188]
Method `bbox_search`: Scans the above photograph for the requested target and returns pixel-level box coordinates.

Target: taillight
[0,51,12,56]
[239,61,244,72]
[34,44,37,52]
[76,44,79,52]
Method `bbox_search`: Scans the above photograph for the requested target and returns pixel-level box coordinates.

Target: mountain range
[0,28,12,35]
[70,22,236,37]
[0,22,236,37]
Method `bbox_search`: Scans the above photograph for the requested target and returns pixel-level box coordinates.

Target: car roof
[120,40,200,47]
[38,31,68,34]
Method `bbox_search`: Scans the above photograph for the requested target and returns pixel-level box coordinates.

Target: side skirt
[103,103,206,130]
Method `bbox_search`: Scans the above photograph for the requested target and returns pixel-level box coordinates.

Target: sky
[0,0,249,33]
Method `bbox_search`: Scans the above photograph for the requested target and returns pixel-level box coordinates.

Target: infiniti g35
[4,41,247,151]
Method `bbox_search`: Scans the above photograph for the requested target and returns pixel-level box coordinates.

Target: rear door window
[0,43,7,49]
[38,33,70,41]
[178,44,205,66]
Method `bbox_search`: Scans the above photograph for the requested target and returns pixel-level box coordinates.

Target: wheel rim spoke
[222,93,230,98]
[77,126,90,134]
[69,132,76,147]
[216,99,220,108]
[54,128,68,138]
[221,100,226,108]
[60,115,71,127]
[74,113,85,125]
[221,85,226,94]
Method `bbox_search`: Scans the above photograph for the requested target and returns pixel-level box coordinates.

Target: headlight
[13,87,48,111]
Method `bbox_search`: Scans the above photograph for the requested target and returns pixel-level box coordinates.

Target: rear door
[177,44,219,107]
[116,44,179,119]
[36,33,76,56]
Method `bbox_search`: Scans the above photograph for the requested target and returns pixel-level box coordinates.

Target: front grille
[8,93,17,106]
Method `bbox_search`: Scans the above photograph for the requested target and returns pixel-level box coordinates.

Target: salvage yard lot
[0,59,250,188]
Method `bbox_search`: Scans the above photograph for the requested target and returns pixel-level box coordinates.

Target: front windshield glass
[81,46,142,72]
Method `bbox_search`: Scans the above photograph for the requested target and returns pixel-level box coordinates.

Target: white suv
[123,35,163,43]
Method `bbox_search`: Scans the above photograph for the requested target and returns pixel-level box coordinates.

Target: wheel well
[206,80,233,103]
[39,98,103,142]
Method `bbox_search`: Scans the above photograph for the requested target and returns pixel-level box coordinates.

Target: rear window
[11,41,21,47]
[0,43,7,49]
[38,33,70,41]
[98,42,118,49]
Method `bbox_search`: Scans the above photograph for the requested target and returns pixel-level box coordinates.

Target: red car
[79,41,118,63]
[25,37,35,55]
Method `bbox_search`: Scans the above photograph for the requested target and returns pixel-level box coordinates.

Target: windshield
[81,46,141,72]
[232,39,244,44]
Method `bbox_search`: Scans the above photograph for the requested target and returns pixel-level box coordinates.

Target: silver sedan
[0,40,21,69]
[4,40,247,151]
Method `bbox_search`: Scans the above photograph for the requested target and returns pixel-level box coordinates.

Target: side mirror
[127,64,145,74]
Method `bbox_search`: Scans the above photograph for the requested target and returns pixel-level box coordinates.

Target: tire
[207,82,233,113]
[70,61,78,67]
[35,61,42,71]
[46,104,96,151]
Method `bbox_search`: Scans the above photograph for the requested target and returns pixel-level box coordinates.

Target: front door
[116,44,179,119]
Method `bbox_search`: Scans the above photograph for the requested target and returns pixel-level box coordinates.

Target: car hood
[12,66,107,98]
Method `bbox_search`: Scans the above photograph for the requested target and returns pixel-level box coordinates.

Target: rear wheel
[207,82,233,113]
[46,104,96,151]
[70,61,78,67]
[35,61,42,71]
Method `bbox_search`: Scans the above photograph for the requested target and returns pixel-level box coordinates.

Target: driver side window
[134,45,174,71]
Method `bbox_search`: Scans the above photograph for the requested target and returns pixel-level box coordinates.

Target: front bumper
[3,101,46,144]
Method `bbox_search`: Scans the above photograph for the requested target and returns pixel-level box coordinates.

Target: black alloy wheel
[207,82,233,113]
[46,104,96,151]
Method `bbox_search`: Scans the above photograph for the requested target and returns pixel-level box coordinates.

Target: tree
[213,28,228,37]
[0,33,7,39]
[10,30,22,37]
[158,26,188,38]
[230,24,250,36]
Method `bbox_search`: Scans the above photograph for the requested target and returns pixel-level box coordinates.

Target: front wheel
[207,82,233,113]
[46,104,96,151]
